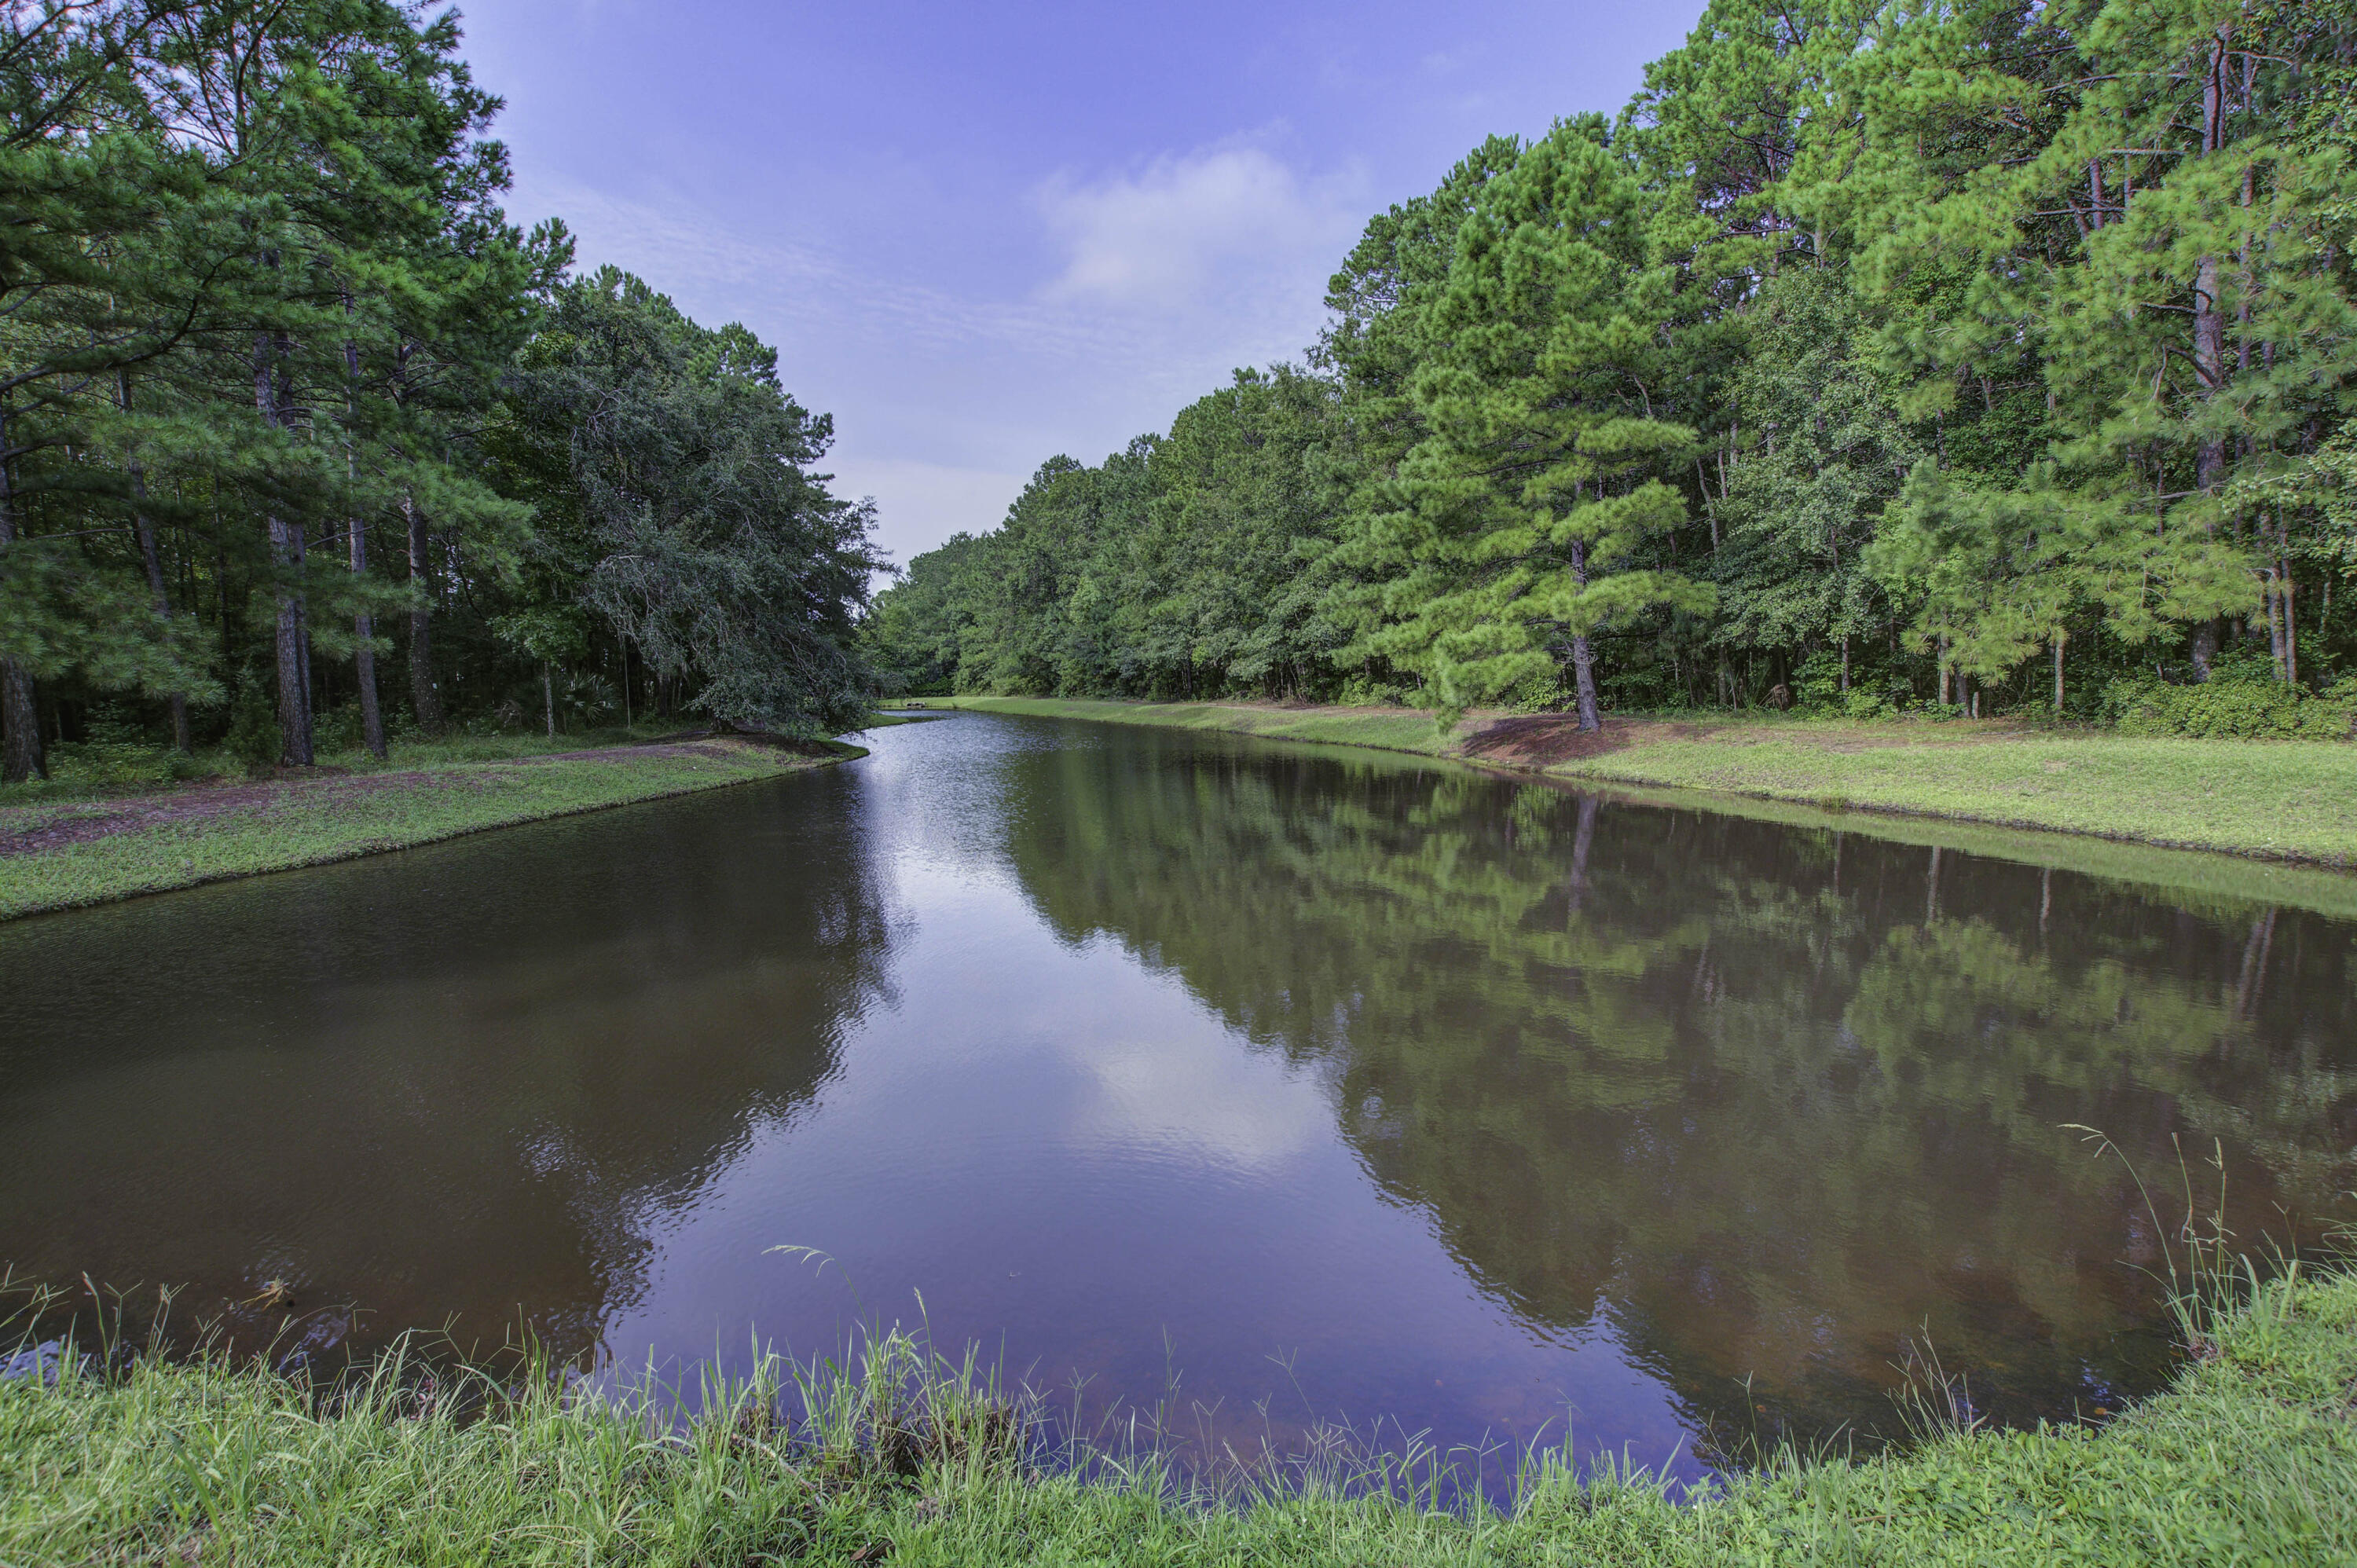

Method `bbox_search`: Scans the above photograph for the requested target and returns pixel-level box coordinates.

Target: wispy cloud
[1037,144,1362,313]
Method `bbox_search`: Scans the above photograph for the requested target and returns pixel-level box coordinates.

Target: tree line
[2,0,880,783]
[869,0,2357,731]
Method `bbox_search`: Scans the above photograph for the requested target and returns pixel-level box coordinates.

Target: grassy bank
[944,697,2357,872]
[4,1265,2352,1564]
[0,735,860,922]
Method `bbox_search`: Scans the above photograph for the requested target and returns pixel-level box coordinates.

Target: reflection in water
[1000,727,2357,1453]
[0,767,896,1365]
[0,714,2350,1480]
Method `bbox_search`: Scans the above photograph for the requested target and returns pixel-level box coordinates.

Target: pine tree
[1340,119,1712,728]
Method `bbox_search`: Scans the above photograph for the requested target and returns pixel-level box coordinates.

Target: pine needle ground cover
[4,1266,2353,1566]
[944,698,2357,869]
[0,739,849,921]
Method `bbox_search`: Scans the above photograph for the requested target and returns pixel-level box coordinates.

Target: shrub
[2104,674,2357,740]
[1842,687,1895,721]
[225,680,282,771]
[1794,651,1845,712]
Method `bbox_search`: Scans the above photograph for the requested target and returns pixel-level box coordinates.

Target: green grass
[946,697,2357,877]
[5,1263,2352,1565]
[0,737,855,922]
[1557,721,2357,866]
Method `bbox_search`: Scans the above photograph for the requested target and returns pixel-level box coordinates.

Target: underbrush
[2102,673,2357,740]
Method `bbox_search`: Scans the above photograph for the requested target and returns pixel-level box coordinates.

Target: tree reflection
[1002,731,2357,1453]
[0,774,896,1367]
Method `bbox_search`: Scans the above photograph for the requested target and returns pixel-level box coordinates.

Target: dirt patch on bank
[1457,715,1702,767]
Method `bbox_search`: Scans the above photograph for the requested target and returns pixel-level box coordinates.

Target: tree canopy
[1,0,881,780]
[871,0,2357,731]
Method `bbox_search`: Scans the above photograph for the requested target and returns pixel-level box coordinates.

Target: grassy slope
[947,697,2357,874]
[5,1267,2352,1565]
[0,738,852,922]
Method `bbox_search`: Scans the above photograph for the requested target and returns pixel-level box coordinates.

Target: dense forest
[1,0,881,783]
[869,0,2357,733]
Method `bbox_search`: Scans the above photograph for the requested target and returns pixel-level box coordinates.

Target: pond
[2,713,2351,1489]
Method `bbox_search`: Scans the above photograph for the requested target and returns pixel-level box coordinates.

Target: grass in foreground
[3,1265,2352,1565]
[0,736,854,921]
[945,696,2357,870]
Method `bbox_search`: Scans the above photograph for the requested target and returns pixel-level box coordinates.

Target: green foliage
[2106,675,2357,740]
[0,1,879,779]
[869,0,2357,732]
[225,680,282,775]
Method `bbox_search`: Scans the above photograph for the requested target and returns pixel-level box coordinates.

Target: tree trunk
[258,334,313,766]
[2191,619,2217,680]
[343,331,386,760]
[352,519,387,758]
[0,405,40,781]
[620,635,632,733]
[2282,568,2297,687]
[542,661,555,738]
[1839,637,1849,694]
[405,492,443,733]
[268,511,313,765]
[2052,632,2066,712]
[130,478,190,753]
[1568,538,1600,731]
[2267,566,2289,683]
[117,374,189,753]
[2189,31,2229,683]
[0,657,38,782]
[1571,635,1600,731]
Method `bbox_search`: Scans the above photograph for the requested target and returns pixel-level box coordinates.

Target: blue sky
[458,1,1706,569]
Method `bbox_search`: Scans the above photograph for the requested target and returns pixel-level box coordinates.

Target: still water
[3,714,2352,1483]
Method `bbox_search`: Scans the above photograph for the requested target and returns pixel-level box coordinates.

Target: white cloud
[1038,145,1363,313]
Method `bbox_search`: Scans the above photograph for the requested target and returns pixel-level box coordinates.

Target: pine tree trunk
[1568,538,1600,731]
[269,512,313,765]
[1571,635,1600,731]
[258,334,313,767]
[0,405,41,782]
[543,661,555,738]
[2267,567,2289,682]
[2052,633,2066,713]
[126,478,189,753]
[2189,31,2230,683]
[353,524,386,758]
[2282,566,2298,687]
[117,376,190,753]
[343,330,387,760]
[405,492,443,733]
[0,658,37,782]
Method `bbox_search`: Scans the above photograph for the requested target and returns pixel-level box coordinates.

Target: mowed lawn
[1556,722,2356,865]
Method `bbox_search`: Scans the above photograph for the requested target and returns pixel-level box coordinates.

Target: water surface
[3,714,2351,1482]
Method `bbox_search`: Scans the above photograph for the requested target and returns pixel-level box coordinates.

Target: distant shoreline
[0,734,866,923]
[939,695,2357,908]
